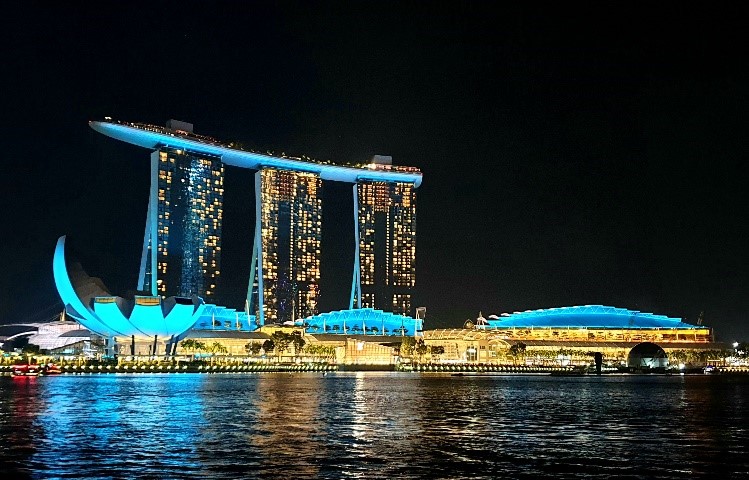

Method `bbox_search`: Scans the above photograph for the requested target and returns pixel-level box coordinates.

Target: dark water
[1,373,748,479]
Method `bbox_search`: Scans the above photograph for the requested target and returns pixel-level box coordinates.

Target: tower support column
[249,171,265,326]
[350,183,362,309]
[137,151,159,295]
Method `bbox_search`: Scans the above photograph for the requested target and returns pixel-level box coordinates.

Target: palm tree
[270,331,292,362]
[245,342,262,356]
[208,342,228,365]
[289,331,306,360]
[262,339,275,359]
[415,340,428,363]
[508,342,526,365]
[180,339,198,360]
[194,341,207,360]
[400,337,416,358]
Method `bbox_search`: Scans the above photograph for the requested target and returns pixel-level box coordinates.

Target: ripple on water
[1,373,749,479]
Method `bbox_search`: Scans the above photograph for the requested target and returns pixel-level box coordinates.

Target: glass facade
[144,148,224,302]
[254,168,322,324]
[357,181,416,316]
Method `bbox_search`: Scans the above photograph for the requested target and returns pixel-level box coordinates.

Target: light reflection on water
[1,373,748,479]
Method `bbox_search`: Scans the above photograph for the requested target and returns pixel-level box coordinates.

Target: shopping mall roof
[485,305,704,330]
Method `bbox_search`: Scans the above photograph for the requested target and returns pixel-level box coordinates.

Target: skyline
[2,3,748,341]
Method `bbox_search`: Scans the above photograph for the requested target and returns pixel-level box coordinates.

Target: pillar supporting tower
[137,151,159,296]
[247,170,265,326]
[350,183,362,309]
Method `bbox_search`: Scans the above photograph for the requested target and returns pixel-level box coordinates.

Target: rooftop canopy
[299,308,422,336]
[485,305,703,330]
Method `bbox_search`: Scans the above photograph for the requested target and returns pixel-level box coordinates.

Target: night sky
[2,2,748,341]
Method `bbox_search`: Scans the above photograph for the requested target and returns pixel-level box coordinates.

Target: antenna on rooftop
[697,311,704,326]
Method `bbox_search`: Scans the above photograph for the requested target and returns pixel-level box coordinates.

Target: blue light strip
[136,190,151,291]
[148,151,159,296]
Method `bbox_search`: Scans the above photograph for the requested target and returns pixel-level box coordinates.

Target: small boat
[11,364,42,377]
[43,364,62,375]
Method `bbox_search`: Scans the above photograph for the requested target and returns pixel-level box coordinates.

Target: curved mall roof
[89,120,423,187]
[299,308,422,335]
[53,236,206,339]
[485,305,703,330]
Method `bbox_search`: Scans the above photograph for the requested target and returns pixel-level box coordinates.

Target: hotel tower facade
[353,167,417,316]
[249,168,322,324]
[138,121,225,303]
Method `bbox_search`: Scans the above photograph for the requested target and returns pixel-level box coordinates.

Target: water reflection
[1,373,748,479]
[27,375,207,478]
[0,376,43,479]
[247,373,324,477]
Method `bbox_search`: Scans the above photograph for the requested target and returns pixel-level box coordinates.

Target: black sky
[2,2,748,341]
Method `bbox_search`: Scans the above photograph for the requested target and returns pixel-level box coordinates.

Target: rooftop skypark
[91,118,422,180]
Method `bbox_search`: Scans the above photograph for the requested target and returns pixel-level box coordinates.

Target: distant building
[422,305,723,367]
[0,320,96,356]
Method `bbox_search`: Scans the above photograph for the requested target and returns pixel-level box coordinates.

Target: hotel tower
[248,168,322,324]
[138,120,224,303]
[351,156,417,316]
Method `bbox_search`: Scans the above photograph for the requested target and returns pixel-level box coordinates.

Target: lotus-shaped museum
[53,236,206,342]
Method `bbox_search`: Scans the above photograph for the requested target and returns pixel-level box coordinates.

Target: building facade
[138,123,225,304]
[249,168,322,324]
[355,179,417,316]
[421,306,722,367]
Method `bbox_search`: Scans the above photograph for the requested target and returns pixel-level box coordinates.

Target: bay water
[1,373,747,479]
